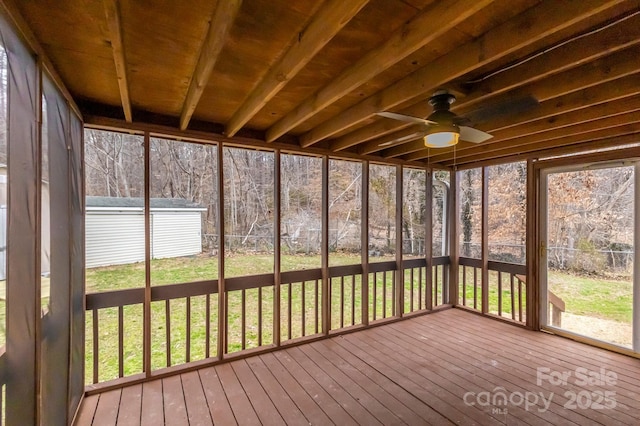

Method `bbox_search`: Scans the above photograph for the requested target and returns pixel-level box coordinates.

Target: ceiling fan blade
[377,111,436,125]
[378,128,429,146]
[459,126,493,143]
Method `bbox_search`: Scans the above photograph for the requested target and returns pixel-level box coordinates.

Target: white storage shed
[85,196,207,268]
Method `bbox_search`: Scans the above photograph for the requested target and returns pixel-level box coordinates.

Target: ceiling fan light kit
[424,125,460,148]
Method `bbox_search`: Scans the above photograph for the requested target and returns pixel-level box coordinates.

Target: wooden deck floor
[74,308,640,425]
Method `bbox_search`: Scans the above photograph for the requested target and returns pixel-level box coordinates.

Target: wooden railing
[85,257,451,387]
[458,257,527,323]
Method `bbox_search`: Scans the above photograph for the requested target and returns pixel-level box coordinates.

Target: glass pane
[402,168,426,258]
[329,159,361,266]
[223,147,274,277]
[369,164,396,262]
[150,138,217,285]
[281,154,322,271]
[432,170,449,257]
[459,168,482,258]
[84,129,145,292]
[547,166,634,348]
[488,161,526,264]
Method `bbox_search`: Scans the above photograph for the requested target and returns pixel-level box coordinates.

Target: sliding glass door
[540,161,639,352]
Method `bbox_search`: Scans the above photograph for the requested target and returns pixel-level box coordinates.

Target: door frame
[534,148,640,356]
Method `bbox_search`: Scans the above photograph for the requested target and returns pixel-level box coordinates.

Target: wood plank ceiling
[12,0,640,168]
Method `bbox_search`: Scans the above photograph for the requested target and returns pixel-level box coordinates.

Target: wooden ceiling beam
[309,0,628,150]
[103,0,132,122]
[179,0,242,131]
[225,0,369,137]
[457,10,640,112]
[428,111,640,164]
[402,73,640,160]
[449,133,640,169]
[264,0,495,143]
[439,124,640,167]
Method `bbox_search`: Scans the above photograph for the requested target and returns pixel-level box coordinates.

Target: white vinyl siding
[85,210,203,268]
[151,212,202,259]
[85,212,145,268]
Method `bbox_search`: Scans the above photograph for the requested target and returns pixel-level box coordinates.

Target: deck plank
[299,342,408,425]
[272,349,359,425]
[74,308,640,426]
[73,394,99,425]
[140,378,164,426]
[244,356,310,425]
[91,388,121,426]
[426,311,640,423]
[181,371,213,426]
[316,338,451,424]
[216,363,261,425]
[231,360,285,426]
[258,352,334,424]
[116,384,142,425]
[198,366,237,426]
[162,375,189,425]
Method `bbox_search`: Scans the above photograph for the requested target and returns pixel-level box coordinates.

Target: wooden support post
[217,144,226,356]
[481,167,489,313]
[143,132,151,375]
[321,155,330,334]
[362,161,370,325]
[395,165,403,317]
[526,158,539,330]
[274,150,281,346]
[424,167,433,310]
[449,169,459,305]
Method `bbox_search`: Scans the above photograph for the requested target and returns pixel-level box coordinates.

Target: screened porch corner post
[217,141,226,358]
[481,167,489,314]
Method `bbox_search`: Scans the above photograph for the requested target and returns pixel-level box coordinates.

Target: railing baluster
[315,279,319,334]
[92,309,99,384]
[288,283,292,340]
[462,266,467,306]
[383,271,387,318]
[301,281,306,336]
[166,300,171,367]
[518,279,523,322]
[186,296,191,363]
[498,272,503,317]
[434,266,438,306]
[418,267,423,310]
[241,289,246,350]
[258,286,263,346]
[410,268,414,312]
[510,274,516,320]
[473,267,478,310]
[372,272,377,321]
[118,306,124,378]
[351,275,355,326]
[340,276,344,329]
[205,294,211,358]
[224,292,229,354]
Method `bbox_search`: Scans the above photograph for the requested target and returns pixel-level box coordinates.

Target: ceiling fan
[377,90,536,148]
